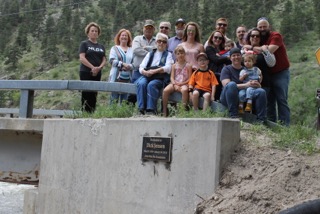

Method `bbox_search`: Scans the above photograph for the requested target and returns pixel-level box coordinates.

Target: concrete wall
[0,118,43,182]
[28,118,240,214]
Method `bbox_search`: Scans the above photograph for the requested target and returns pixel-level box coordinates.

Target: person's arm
[132,36,149,57]
[206,46,230,66]
[170,64,176,84]
[79,53,94,70]
[211,85,216,101]
[139,53,151,76]
[257,67,263,83]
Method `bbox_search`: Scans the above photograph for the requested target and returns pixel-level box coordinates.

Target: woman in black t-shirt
[79,22,106,113]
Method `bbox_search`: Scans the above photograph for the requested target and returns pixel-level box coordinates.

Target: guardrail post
[19,89,34,118]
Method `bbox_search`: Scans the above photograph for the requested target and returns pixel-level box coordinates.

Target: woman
[243,28,272,96]
[136,32,173,115]
[108,29,134,104]
[205,30,231,100]
[79,22,106,113]
[179,22,204,71]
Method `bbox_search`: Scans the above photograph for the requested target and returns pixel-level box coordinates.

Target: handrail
[0,80,137,118]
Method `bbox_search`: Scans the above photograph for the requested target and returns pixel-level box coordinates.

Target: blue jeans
[131,69,142,83]
[238,87,256,102]
[110,92,128,104]
[136,76,165,112]
[267,69,290,125]
[220,81,267,121]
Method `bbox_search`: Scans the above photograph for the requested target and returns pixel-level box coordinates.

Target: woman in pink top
[178,22,204,71]
[162,46,192,117]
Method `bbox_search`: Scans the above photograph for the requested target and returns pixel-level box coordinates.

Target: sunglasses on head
[214,36,223,40]
[160,26,169,30]
[217,23,227,27]
[250,34,260,38]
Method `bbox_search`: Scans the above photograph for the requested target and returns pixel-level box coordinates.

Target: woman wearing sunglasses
[205,30,231,100]
[178,22,204,71]
[136,32,173,115]
[243,28,275,96]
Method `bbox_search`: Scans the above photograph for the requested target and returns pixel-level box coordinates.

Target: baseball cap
[144,19,155,28]
[197,52,208,60]
[175,18,186,25]
[229,48,241,56]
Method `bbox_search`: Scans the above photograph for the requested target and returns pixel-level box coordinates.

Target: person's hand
[122,63,131,71]
[249,80,261,88]
[91,67,99,76]
[261,45,269,53]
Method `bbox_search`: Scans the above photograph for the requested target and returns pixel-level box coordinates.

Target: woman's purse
[262,49,276,67]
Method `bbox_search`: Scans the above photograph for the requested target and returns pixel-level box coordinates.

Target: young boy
[219,39,235,57]
[188,52,219,111]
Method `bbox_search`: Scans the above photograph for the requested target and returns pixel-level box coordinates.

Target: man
[220,48,267,122]
[204,17,231,48]
[159,21,171,37]
[235,25,247,49]
[128,19,157,104]
[256,17,290,126]
[168,18,186,61]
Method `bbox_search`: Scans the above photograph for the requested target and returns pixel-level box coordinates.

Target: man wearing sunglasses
[168,18,186,61]
[256,17,291,126]
[205,17,231,48]
[159,21,171,37]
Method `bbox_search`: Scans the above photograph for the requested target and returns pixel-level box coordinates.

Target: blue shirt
[168,36,182,62]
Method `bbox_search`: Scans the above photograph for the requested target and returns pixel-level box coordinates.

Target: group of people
[78,16,291,126]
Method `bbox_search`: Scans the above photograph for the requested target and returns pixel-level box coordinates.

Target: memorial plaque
[141,136,172,163]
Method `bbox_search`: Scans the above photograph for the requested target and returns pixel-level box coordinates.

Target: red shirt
[265,31,290,73]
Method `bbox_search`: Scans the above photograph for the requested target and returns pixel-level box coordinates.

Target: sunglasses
[187,29,196,33]
[214,36,223,40]
[157,40,167,44]
[160,26,169,30]
[250,34,260,38]
[237,30,246,33]
[217,23,227,27]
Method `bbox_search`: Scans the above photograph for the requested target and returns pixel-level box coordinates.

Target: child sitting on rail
[188,52,219,111]
[162,46,192,117]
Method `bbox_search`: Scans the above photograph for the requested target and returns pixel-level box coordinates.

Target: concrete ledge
[0,118,43,132]
[25,118,240,214]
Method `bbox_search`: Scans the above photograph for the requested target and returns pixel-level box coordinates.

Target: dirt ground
[195,123,320,214]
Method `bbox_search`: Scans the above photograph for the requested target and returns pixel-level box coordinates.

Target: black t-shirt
[220,64,243,84]
[79,40,106,72]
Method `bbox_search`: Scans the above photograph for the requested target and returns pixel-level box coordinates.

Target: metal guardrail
[0,80,137,118]
[0,80,227,119]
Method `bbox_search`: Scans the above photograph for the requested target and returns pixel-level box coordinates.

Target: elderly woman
[136,32,173,115]
[108,29,134,104]
[79,22,106,113]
